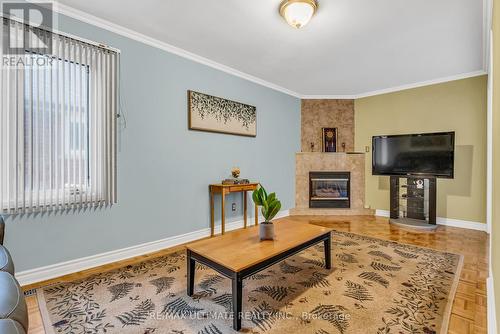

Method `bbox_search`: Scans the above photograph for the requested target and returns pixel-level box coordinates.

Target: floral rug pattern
[37,231,462,334]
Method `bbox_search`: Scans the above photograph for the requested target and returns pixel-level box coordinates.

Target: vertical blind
[0,17,118,213]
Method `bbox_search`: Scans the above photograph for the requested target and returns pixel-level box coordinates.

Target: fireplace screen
[309,172,350,208]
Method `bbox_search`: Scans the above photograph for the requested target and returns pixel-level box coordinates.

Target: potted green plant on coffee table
[252,185,281,240]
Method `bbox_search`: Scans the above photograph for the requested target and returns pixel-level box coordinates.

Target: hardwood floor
[23,215,489,334]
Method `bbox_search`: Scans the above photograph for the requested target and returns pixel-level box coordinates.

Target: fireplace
[309,171,350,208]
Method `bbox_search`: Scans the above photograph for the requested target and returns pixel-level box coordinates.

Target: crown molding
[40,2,487,101]
[0,11,120,53]
[302,70,487,100]
[43,1,302,98]
[354,70,487,98]
[300,94,358,100]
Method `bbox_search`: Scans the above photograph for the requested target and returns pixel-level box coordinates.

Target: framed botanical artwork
[322,127,337,152]
[188,90,257,137]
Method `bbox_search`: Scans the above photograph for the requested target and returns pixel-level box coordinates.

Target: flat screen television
[372,132,455,178]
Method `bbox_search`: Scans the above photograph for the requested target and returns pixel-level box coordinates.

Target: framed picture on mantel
[322,127,337,152]
[188,90,257,137]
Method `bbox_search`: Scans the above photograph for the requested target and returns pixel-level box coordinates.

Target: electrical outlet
[23,288,37,297]
[232,203,236,211]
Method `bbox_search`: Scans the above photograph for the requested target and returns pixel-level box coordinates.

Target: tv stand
[389,176,437,230]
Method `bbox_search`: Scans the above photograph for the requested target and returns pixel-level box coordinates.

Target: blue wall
[4,13,301,272]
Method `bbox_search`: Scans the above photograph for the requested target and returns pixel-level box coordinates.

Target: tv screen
[372,132,455,178]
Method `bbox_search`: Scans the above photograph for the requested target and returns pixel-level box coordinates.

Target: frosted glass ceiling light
[279,0,318,29]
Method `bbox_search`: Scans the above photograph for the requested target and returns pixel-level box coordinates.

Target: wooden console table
[209,183,259,236]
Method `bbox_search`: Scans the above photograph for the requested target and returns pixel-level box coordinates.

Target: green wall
[492,0,500,325]
[355,76,487,224]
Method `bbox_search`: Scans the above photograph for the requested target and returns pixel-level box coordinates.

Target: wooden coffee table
[186,220,332,331]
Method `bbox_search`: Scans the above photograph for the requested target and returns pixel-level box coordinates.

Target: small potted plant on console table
[252,185,281,240]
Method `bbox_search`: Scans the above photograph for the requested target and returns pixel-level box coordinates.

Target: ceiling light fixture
[279,0,318,29]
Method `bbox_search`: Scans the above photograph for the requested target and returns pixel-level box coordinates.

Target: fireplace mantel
[290,152,374,216]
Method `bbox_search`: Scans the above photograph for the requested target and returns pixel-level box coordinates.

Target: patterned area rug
[37,231,462,334]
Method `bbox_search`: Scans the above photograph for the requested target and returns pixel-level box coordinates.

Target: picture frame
[322,127,337,152]
[188,90,257,137]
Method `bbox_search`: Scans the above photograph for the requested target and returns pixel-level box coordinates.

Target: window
[23,53,91,199]
[0,18,118,213]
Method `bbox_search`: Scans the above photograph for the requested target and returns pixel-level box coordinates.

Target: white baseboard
[488,276,498,334]
[436,217,488,232]
[375,209,391,217]
[375,209,488,232]
[15,210,290,286]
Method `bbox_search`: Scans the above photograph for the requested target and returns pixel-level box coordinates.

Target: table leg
[187,250,195,296]
[254,204,258,226]
[221,189,226,235]
[243,191,247,228]
[232,272,243,330]
[324,234,332,269]
[210,189,215,237]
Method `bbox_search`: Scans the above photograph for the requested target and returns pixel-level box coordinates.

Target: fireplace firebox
[309,172,350,208]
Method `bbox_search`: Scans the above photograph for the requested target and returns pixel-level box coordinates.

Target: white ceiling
[54,0,485,97]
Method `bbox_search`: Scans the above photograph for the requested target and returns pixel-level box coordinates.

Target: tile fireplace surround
[290,152,374,215]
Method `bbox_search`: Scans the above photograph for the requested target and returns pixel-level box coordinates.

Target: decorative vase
[259,222,274,240]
